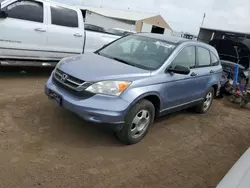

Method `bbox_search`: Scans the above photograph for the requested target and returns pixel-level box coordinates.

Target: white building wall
[171,31,182,38]
[164,28,172,36]
[141,23,152,32]
[85,12,135,31]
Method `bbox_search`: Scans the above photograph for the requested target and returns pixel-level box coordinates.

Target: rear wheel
[116,100,155,145]
[195,87,214,114]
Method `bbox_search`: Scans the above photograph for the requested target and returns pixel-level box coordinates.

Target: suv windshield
[98,35,176,70]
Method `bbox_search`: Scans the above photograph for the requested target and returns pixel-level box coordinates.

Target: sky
[56,0,250,35]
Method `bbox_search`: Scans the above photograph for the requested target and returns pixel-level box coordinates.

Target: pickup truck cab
[0,0,120,66]
[0,0,85,63]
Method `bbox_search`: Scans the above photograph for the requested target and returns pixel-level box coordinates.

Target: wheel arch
[128,92,162,118]
[211,83,219,97]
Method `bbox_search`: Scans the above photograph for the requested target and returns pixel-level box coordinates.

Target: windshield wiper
[112,57,136,67]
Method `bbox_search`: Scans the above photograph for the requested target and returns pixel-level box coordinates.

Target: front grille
[54,68,85,89]
[53,68,94,98]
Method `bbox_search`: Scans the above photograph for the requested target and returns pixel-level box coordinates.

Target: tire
[229,95,237,103]
[116,99,155,145]
[240,99,248,108]
[195,87,214,114]
[216,88,224,99]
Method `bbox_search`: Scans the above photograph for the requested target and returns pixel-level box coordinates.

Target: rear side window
[6,1,43,23]
[51,6,78,27]
[171,46,196,69]
[196,47,211,67]
[211,52,220,66]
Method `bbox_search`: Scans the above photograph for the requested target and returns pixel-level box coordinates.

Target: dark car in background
[209,39,250,70]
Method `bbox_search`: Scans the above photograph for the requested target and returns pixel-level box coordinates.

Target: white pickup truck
[216,147,250,188]
[0,0,120,67]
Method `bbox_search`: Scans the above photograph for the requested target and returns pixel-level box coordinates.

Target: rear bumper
[45,75,129,131]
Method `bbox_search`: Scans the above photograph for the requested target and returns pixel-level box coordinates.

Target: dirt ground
[0,67,250,188]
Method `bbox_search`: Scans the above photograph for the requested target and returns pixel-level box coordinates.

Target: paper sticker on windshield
[155,41,174,48]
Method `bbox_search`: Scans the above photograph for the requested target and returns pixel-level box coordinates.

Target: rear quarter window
[211,52,220,66]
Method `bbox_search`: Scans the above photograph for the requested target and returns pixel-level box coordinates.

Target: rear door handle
[74,33,83,37]
[210,70,215,74]
[191,72,197,76]
[34,28,46,32]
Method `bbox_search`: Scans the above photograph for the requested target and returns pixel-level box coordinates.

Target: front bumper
[45,75,129,131]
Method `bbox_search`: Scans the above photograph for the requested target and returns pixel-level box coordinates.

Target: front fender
[129,91,162,109]
[120,84,163,112]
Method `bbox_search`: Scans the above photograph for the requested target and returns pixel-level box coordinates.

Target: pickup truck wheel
[195,87,214,114]
[116,99,155,145]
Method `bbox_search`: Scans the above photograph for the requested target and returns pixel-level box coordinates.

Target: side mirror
[0,10,8,19]
[167,65,190,75]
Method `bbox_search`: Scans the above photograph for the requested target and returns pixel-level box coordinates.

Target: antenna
[201,13,206,27]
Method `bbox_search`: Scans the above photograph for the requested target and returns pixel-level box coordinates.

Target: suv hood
[58,53,151,81]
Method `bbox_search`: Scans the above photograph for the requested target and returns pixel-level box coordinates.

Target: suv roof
[135,33,218,56]
[135,33,188,44]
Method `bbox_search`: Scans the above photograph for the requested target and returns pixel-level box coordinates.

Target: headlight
[86,81,131,96]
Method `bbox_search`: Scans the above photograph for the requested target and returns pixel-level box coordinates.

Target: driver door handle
[74,33,83,37]
[34,28,46,32]
[210,70,215,74]
[191,72,197,77]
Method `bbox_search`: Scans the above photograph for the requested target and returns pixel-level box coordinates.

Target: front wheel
[195,87,214,114]
[116,99,155,145]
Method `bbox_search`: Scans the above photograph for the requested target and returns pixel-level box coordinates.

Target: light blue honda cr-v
[45,33,222,145]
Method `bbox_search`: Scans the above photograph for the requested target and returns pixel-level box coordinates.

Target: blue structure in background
[233,64,239,88]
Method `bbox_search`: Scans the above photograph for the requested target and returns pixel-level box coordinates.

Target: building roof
[78,6,156,21]
[200,27,250,36]
[138,15,172,30]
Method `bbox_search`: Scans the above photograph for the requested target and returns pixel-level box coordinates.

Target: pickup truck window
[98,35,176,70]
[51,6,78,28]
[5,1,43,23]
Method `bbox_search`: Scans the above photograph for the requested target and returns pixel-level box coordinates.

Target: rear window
[51,6,78,27]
